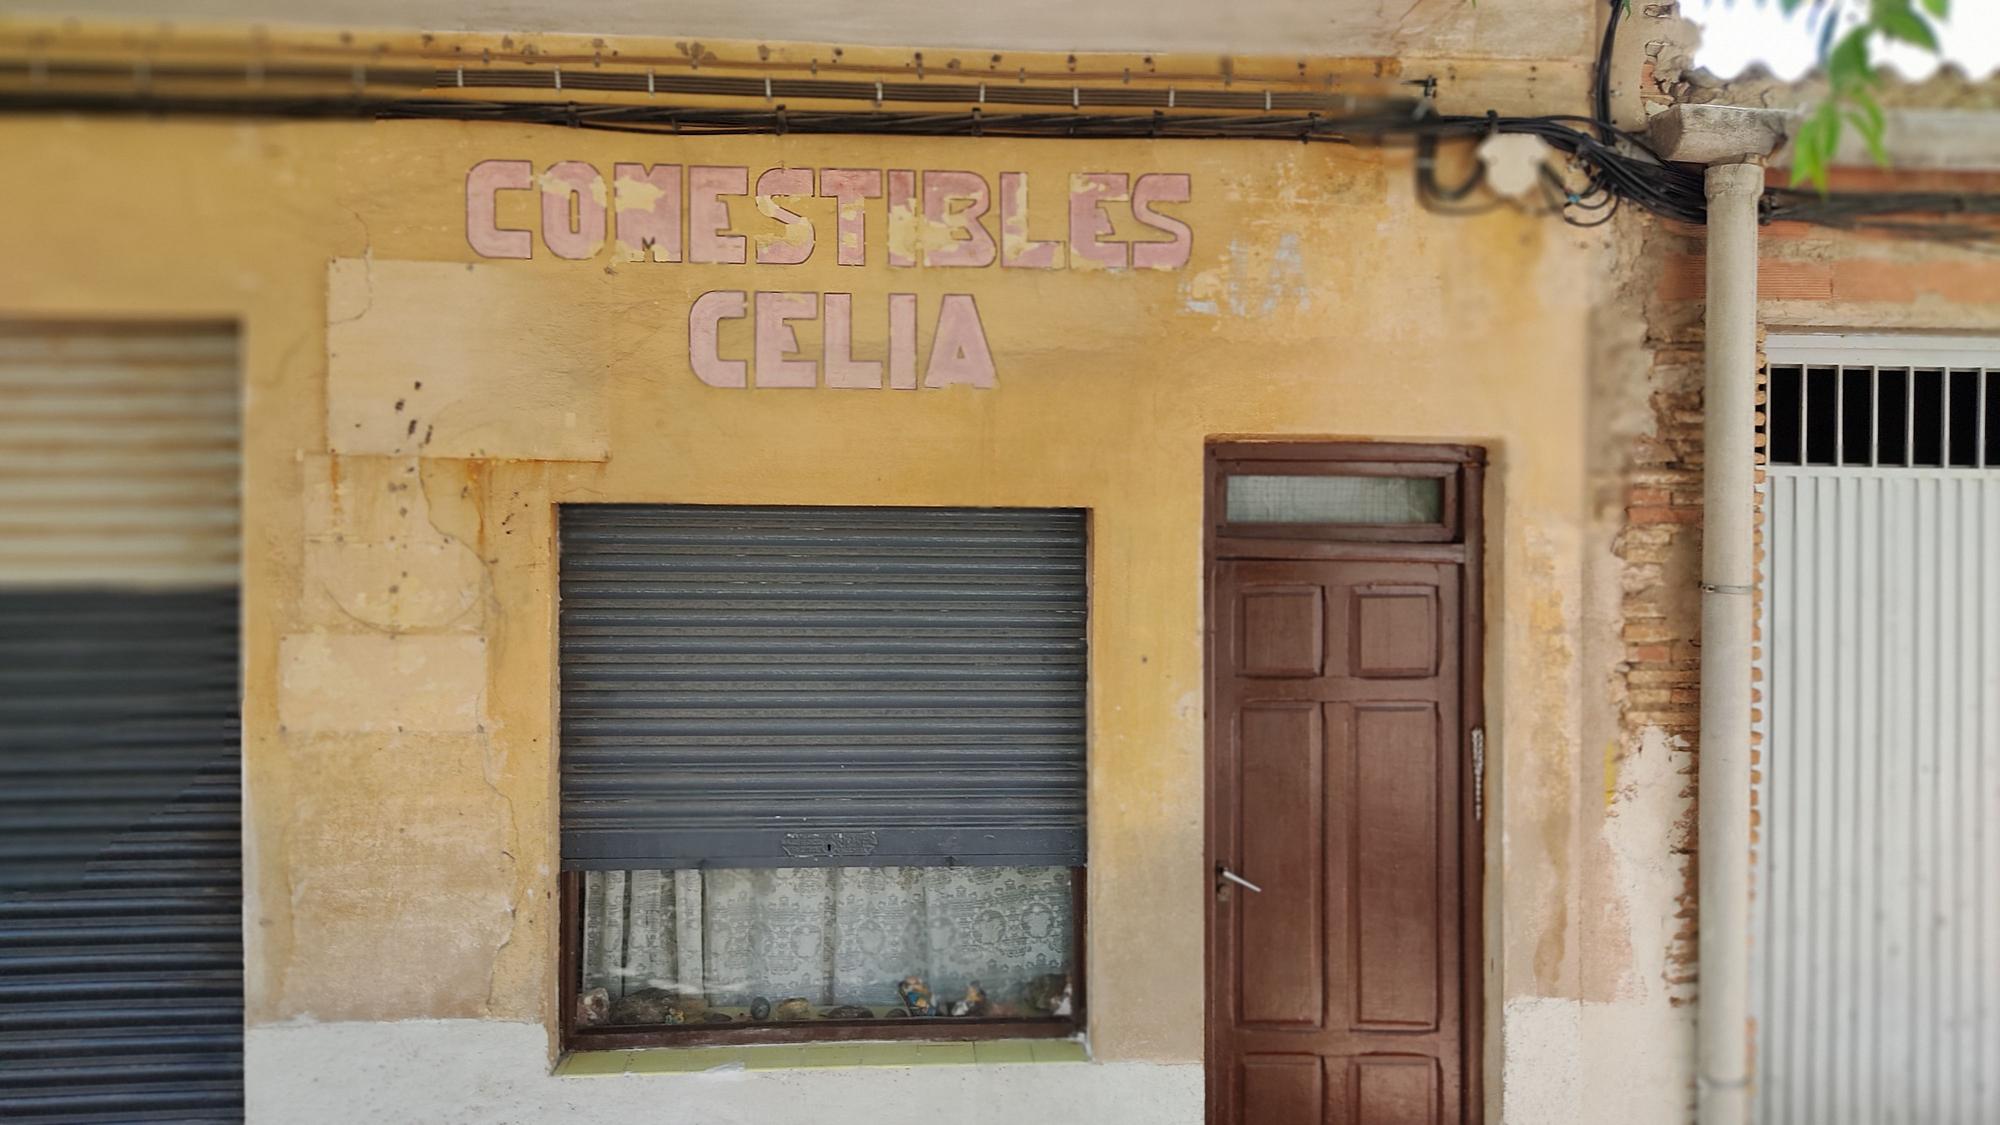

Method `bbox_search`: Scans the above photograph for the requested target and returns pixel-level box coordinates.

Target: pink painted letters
[753,169,815,266]
[922,171,997,268]
[540,161,607,261]
[465,160,1202,394]
[613,163,682,263]
[688,166,749,265]
[888,294,919,389]
[818,169,883,266]
[1068,173,1129,270]
[924,295,997,388]
[465,159,533,259]
[999,172,1063,269]
[1131,173,1193,270]
[885,170,917,268]
[689,290,748,388]
[822,294,883,389]
[753,292,819,387]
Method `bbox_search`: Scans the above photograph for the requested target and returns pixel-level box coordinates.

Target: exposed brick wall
[1615,223,1708,992]
[1618,369,1704,738]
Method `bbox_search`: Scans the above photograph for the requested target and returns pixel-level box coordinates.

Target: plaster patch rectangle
[327,258,610,461]
[278,633,486,733]
[282,734,509,873]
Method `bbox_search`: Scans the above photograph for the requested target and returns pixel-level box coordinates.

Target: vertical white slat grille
[0,324,240,587]
[1754,467,2000,1124]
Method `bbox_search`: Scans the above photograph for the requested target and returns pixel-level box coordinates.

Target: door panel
[1209,557,1472,1125]
[1243,1055,1326,1123]
[1237,586,1327,678]
[1350,589,1438,679]
[1350,703,1441,1031]
[1235,702,1325,1029]
[1346,1056,1441,1125]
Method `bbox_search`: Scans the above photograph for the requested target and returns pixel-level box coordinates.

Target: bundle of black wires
[3,0,1993,242]
[1400,0,1998,244]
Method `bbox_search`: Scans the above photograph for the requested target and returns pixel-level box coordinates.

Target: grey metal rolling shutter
[0,324,242,1123]
[0,590,242,1123]
[0,326,239,587]
[559,505,1087,870]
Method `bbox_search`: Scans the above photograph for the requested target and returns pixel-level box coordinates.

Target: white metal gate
[1753,335,2000,1125]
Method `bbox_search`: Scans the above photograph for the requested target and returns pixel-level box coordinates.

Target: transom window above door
[556,504,1087,1047]
[1209,443,1475,544]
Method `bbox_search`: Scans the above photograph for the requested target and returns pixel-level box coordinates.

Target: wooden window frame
[558,868,1087,1051]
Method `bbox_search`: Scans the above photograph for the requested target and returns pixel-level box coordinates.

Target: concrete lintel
[1647,104,1790,166]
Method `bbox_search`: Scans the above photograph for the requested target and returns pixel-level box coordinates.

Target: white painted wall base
[247,1020,1204,1125]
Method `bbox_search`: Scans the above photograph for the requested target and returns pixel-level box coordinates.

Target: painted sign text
[465,161,1194,389]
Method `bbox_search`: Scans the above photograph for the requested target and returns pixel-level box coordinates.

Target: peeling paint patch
[1179,234,1312,317]
[1603,725,1694,1004]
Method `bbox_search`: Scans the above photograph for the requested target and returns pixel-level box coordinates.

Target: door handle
[1216,865,1263,894]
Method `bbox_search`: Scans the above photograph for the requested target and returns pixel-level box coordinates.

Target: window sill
[557,1038,1089,1077]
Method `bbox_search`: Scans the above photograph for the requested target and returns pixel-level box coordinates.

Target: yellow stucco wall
[0,114,1598,1071]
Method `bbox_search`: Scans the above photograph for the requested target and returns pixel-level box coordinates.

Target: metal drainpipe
[1698,159,1762,1125]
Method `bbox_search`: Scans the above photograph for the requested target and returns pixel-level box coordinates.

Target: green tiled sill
[557,1038,1088,1077]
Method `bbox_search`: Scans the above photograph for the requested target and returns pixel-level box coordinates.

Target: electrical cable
[1392,0,1998,245]
[0,0,1993,245]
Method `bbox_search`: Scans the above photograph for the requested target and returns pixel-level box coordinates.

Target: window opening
[557,504,1087,1046]
[1762,358,1998,469]
[1224,473,1443,525]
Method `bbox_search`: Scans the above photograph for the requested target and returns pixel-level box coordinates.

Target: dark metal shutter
[0,590,242,1123]
[559,505,1087,870]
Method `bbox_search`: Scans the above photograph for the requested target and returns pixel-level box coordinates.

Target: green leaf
[1845,110,1889,166]
[1849,87,1885,134]
[1919,0,1949,16]
[1779,0,1811,14]
[1790,142,1828,192]
[1874,5,1942,50]
[1790,101,1841,193]
[1828,27,1874,89]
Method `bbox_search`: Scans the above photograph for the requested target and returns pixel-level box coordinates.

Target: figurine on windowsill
[576,986,610,1027]
[608,987,687,1025]
[896,975,933,1016]
[946,980,989,1018]
[1023,973,1073,1018]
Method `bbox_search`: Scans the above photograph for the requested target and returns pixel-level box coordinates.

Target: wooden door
[1205,447,1483,1125]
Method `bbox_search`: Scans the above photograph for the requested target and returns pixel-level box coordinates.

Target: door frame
[1202,439,1487,1123]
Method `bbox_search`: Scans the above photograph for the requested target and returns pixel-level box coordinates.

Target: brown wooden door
[1206,556,1477,1125]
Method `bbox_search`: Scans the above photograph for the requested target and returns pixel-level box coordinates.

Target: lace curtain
[581,866,1072,1012]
